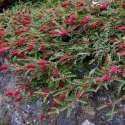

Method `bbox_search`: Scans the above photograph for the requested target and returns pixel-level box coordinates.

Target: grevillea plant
[0,0,125,119]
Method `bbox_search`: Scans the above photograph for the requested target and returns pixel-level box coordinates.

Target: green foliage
[0,0,125,119]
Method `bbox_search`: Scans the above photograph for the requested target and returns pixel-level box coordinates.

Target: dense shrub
[0,0,125,119]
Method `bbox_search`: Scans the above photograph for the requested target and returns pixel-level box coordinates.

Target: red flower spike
[100,2,107,11]
[77,91,82,99]
[96,77,103,83]
[111,65,117,73]
[11,49,19,56]
[119,71,123,78]
[117,110,122,115]
[117,44,125,51]
[76,2,85,7]
[26,64,36,69]
[43,88,49,97]
[5,90,14,96]
[58,94,66,101]
[17,37,25,46]
[28,89,34,95]
[39,114,46,120]
[83,16,91,24]
[26,45,34,51]
[38,60,48,65]
[60,30,68,36]
[121,51,125,57]
[0,28,4,37]
[0,47,9,53]
[59,56,69,62]
[0,64,8,71]
[103,74,110,82]
[104,102,112,107]
[40,65,47,71]
[21,21,31,25]
[14,90,20,96]
[121,2,125,9]
[59,82,64,87]
[52,99,58,106]
[14,96,23,102]
[21,83,29,89]
[53,69,60,77]
[41,45,47,50]
[70,14,76,20]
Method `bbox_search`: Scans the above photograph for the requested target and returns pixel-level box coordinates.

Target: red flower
[48,22,56,27]
[38,60,48,65]
[43,88,49,97]
[14,96,23,102]
[117,26,125,32]
[59,82,64,87]
[104,102,112,107]
[83,16,91,24]
[5,90,14,96]
[28,89,34,95]
[26,64,36,69]
[26,45,34,51]
[21,21,31,25]
[58,94,66,101]
[20,83,29,89]
[53,69,60,77]
[0,47,9,53]
[68,19,76,25]
[17,37,25,46]
[100,2,107,11]
[39,114,46,120]
[40,65,47,71]
[14,90,21,96]
[121,51,125,57]
[59,56,69,62]
[60,30,68,36]
[111,65,117,73]
[119,71,123,78]
[40,25,48,32]
[15,29,24,34]
[0,64,8,70]
[76,2,85,7]
[11,49,19,56]
[117,44,125,51]
[117,110,122,115]
[121,2,125,9]
[105,57,109,63]
[52,99,58,106]
[70,14,76,20]
[41,45,47,50]
[96,77,103,83]
[49,31,59,35]
[77,91,82,99]
[103,74,110,82]
[16,53,26,58]
[0,28,4,37]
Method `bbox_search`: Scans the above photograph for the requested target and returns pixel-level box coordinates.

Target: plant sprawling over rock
[0,0,125,119]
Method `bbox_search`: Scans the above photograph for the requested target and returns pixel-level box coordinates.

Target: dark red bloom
[14,90,21,96]
[103,74,110,82]
[59,82,64,87]
[53,69,60,77]
[48,22,56,27]
[16,53,26,58]
[28,89,34,95]
[83,16,91,24]
[52,99,58,106]
[121,51,125,57]
[58,94,66,101]
[5,90,14,96]
[40,25,48,32]
[26,64,36,69]
[0,28,4,37]
[26,45,34,51]
[76,2,85,7]
[17,37,25,46]
[38,60,48,65]
[43,88,49,97]
[60,30,68,36]
[41,45,47,50]
[11,49,19,56]
[0,47,9,53]
[117,26,125,32]
[14,96,23,102]
[59,56,69,62]
[104,102,112,107]
[21,21,31,25]
[100,2,107,11]
[39,114,46,120]
[121,2,125,9]
[0,64,8,70]
[117,44,125,51]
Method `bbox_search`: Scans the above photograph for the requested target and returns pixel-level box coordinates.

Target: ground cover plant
[0,0,125,120]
